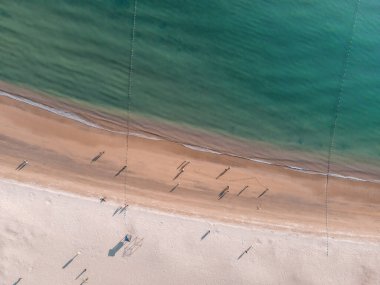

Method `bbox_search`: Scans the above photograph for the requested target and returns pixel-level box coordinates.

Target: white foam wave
[183,144,221,154]
[1,90,379,184]
[0,90,101,129]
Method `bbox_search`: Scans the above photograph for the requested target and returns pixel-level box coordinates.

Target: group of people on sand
[16,160,28,171]
[15,150,129,177]
[171,161,269,207]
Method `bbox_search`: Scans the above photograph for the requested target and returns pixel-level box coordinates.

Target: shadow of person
[237,252,245,260]
[170,183,179,193]
[237,186,249,197]
[112,207,121,216]
[75,269,87,280]
[119,204,128,214]
[257,188,269,199]
[173,169,184,180]
[177,160,187,170]
[200,230,211,240]
[216,166,230,179]
[238,246,252,260]
[16,161,27,171]
[13,278,22,285]
[114,165,127,177]
[91,151,105,163]
[108,241,124,257]
[62,252,80,269]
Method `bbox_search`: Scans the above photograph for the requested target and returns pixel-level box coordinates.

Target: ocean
[1,0,380,178]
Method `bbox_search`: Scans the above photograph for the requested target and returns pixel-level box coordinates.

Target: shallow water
[1,0,379,176]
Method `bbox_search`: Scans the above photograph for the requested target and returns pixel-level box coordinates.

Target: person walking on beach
[218,186,229,200]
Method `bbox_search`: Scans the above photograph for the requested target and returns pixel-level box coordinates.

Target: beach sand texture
[1,1,380,282]
[0,85,380,284]
[1,180,380,285]
[0,87,379,236]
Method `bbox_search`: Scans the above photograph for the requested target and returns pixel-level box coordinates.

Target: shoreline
[1,85,379,184]
[1,81,379,240]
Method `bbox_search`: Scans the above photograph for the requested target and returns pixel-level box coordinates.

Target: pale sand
[0,84,379,237]
[0,83,380,283]
[1,180,379,285]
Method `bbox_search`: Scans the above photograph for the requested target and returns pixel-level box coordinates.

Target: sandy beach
[1,179,379,285]
[0,83,380,284]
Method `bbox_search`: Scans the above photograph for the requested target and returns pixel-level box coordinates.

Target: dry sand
[1,179,379,285]
[0,83,380,284]
[0,85,379,236]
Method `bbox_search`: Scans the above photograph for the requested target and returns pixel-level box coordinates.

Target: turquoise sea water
[1,0,380,176]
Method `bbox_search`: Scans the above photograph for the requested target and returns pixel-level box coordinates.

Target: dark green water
[1,0,380,175]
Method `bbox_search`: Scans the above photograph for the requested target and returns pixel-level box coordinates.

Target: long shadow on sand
[62,252,80,269]
[13,278,22,285]
[108,241,124,256]
[200,230,211,241]
[112,207,121,216]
